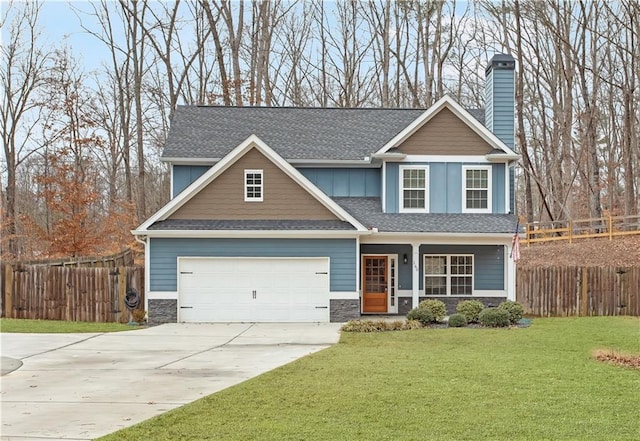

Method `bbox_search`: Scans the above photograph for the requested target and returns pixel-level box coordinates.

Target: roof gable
[396,107,493,155]
[134,135,368,233]
[374,96,519,159]
[168,147,338,221]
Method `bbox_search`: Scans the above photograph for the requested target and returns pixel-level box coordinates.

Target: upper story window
[400,165,429,212]
[244,169,263,202]
[463,166,491,213]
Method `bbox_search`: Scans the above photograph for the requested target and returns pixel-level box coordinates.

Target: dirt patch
[592,349,640,370]
[519,236,640,268]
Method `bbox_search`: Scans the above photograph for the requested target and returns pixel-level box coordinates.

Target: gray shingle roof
[163,106,485,161]
[333,198,517,234]
[149,219,355,231]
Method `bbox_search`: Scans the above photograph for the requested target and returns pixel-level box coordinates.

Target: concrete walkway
[0,323,341,441]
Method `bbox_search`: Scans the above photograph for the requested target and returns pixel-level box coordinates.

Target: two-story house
[133,54,520,324]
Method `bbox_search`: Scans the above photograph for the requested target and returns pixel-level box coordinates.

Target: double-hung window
[400,166,429,212]
[244,169,263,202]
[424,255,473,296]
[462,166,491,213]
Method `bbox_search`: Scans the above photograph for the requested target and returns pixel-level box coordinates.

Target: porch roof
[334,197,518,234]
[148,219,356,231]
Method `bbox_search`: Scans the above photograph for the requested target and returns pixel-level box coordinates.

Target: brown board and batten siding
[397,107,493,155]
[169,147,338,221]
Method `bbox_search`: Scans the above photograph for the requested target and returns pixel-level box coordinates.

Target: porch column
[506,245,516,301]
[411,242,420,308]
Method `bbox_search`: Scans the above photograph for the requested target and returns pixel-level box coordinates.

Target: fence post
[569,220,573,244]
[118,266,127,322]
[4,265,13,318]
[581,267,588,316]
[609,215,613,240]
[526,223,530,247]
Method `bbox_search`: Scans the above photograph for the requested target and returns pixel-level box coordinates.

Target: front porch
[357,239,515,317]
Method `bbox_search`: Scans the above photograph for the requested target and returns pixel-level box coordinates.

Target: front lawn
[99,317,640,441]
[0,318,136,333]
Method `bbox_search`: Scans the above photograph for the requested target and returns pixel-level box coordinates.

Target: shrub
[498,300,524,325]
[478,308,510,327]
[456,300,484,323]
[404,319,423,330]
[417,299,447,322]
[341,319,422,332]
[407,307,436,325]
[448,313,467,327]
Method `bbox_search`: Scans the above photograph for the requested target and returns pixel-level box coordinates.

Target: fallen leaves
[519,236,640,268]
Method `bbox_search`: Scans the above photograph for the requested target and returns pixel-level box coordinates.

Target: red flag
[511,232,521,262]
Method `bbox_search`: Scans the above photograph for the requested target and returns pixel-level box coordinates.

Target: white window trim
[244,169,263,202]
[399,165,429,213]
[462,165,492,213]
[423,254,474,296]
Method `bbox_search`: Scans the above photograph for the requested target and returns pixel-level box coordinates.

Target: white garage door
[178,257,330,322]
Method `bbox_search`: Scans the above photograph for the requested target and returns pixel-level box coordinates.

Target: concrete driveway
[0,323,341,441]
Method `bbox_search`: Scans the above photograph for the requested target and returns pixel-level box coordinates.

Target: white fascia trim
[505,164,511,213]
[134,134,368,233]
[161,157,219,165]
[401,155,491,163]
[289,159,373,166]
[360,232,513,245]
[147,291,178,300]
[461,165,493,214]
[132,229,368,239]
[371,152,407,160]
[381,162,387,213]
[473,290,507,297]
[374,95,520,158]
[330,291,359,300]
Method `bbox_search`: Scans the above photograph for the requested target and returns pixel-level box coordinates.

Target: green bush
[478,308,510,327]
[417,299,447,322]
[456,300,484,323]
[447,313,468,327]
[341,319,422,332]
[407,307,436,325]
[498,300,524,325]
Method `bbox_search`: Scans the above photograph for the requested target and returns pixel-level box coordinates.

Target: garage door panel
[178,258,329,323]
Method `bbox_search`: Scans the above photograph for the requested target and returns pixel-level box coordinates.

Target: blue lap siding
[419,244,504,291]
[149,238,357,292]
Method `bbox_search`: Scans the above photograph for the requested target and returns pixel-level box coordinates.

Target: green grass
[0,318,136,333]
[99,317,640,441]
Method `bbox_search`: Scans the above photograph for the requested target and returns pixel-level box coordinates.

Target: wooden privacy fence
[2,265,144,322]
[517,266,640,317]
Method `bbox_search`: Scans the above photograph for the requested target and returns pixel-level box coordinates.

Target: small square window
[244,169,263,202]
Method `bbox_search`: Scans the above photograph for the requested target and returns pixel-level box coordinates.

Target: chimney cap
[486,53,515,74]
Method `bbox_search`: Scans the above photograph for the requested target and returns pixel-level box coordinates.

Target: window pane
[466,189,487,209]
[403,190,425,209]
[425,276,447,295]
[451,276,472,295]
[466,169,488,189]
[403,169,425,189]
[424,256,445,274]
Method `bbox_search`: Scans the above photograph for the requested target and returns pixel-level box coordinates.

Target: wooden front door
[362,256,388,313]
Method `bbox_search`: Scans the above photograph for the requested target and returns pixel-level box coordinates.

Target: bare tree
[0,1,51,259]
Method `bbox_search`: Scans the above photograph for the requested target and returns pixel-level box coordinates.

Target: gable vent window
[463,166,491,213]
[244,169,263,202]
[400,166,429,213]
